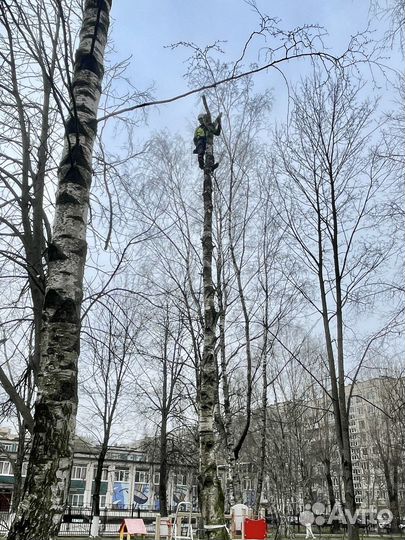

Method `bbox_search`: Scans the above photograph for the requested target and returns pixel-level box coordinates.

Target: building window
[114,468,129,482]
[68,494,84,507]
[135,470,150,484]
[242,478,252,491]
[153,473,160,485]
[174,474,187,486]
[128,453,146,462]
[93,465,108,481]
[1,443,17,452]
[21,462,28,477]
[0,461,12,475]
[71,465,87,480]
[109,453,125,460]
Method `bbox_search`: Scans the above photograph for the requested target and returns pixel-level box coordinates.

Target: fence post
[156,515,161,540]
[102,506,108,532]
[66,505,71,532]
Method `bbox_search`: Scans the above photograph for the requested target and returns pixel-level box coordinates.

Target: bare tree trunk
[255,250,270,515]
[8,2,112,538]
[256,340,268,515]
[323,457,339,532]
[330,177,358,540]
[91,442,108,537]
[255,347,268,515]
[198,97,225,535]
[215,224,236,510]
[381,452,400,533]
[160,332,169,518]
[318,228,358,540]
[324,459,336,509]
[159,414,169,517]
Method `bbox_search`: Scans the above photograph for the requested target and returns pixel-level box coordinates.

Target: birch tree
[198,97,226,534]
[8,1,112,538]
[275,71,397,540]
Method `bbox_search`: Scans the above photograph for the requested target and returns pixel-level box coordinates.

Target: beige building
[0,430,197,513]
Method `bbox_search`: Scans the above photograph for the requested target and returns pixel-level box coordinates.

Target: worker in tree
[193,112,222,170]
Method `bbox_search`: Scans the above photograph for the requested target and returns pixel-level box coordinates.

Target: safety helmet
[198,113,205,122]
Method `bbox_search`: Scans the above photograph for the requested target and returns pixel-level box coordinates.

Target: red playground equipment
[244,518,267,540]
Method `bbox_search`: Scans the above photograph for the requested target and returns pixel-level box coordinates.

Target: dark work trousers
[193,138,206,169]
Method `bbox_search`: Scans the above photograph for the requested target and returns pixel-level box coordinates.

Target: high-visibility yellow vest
[194,126,206,139]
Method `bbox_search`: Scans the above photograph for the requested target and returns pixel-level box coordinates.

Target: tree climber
[193,112,222,170]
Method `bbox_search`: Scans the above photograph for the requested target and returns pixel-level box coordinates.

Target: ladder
[172,501,194,540]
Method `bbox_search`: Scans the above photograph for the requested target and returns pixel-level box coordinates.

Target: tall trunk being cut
[198,96,225,536]
[8,2,112,539]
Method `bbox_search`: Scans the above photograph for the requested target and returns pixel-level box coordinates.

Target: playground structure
[119,502,267,540]
[244,518,267,540]
[166,502,267,540]
[119,518,148,540]
[172,502,194,540]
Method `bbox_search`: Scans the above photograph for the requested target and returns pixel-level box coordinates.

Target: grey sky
[107,0,400,138]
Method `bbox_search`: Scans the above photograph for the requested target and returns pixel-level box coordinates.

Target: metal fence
[59,507,160,537]
[0,508,160,537]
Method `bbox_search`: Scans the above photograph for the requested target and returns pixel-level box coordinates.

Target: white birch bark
[198,97,225,536]
[8,2,112,539]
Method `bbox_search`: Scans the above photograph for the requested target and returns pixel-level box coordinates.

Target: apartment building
[230,377,405,517]
[0,377,402,516]
[267,377,404,515]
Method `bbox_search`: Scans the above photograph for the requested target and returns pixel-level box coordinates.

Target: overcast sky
[107,0,402,140]
[75,1,403,442]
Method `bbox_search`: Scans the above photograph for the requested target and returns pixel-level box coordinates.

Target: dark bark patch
[89,0,112,14]
[60,144,90,171]
[75,51,102,77]
[76,102,95,116]
[56,192,80,206]
[71,240,87,258]
[73,337,80,354]
[85,117,98,135]
[67,105,98,136]
[57,380,77,401]
[61,166,88,187]
[51,298,79,325]
[94,20,109,37]
[69,215,85,224]
[44,288,64,311]
[47,243,68,262]
[65,116,87,136]
[33,402,53,432]
[44,290,79,324]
